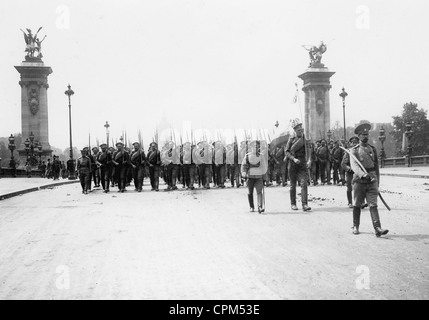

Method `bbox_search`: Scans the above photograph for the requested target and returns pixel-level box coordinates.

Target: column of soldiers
[72,122,389,238]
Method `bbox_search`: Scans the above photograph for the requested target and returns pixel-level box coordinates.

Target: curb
[0,180,80,201]
[380,173,429,179]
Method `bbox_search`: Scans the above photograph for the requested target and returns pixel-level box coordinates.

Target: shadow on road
[385,234,429,242]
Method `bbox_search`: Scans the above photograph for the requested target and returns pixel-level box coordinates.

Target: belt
[366,168,376,172]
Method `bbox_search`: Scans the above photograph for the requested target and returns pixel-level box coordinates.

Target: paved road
[0,176,428,299]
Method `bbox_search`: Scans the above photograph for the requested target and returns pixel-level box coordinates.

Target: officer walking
[284,119,312,211]
[349,123,389,237]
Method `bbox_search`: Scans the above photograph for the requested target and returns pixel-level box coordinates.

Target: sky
[0,0,428,150]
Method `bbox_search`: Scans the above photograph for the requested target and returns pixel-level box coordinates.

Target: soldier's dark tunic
[285,136,311,208]
[77,155,92,193]
[113,149,130,192]
[97,149,112,192]
[131,149,146,192]
[147,148,161,191]
[332,145,344,185]
[181,144,196,189]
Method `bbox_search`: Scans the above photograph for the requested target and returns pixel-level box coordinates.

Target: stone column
[15,58,53,166]
[298,65,335,141]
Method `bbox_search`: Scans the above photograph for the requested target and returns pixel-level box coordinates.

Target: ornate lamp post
[8,134,16,171]
[327,129,332,141]
[8,134,16,158]
[405,122,413,167]
[378,126,386,168]
[37,142,43,165]
[339,87,348,141]
[65,84,76,179]
[24,138,30,161]
[104,121,110,148]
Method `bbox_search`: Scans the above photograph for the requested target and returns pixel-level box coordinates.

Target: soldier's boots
[248,194,255,212]
[353,206,361,235]
[347,191,353,208]
[257,193,265,214]
[370,206,389,237]
[291,204,298,211]
[302,204,311,211]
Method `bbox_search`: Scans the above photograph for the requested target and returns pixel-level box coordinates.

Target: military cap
[99,143,107,147]
[291,118,302,130]
[349,136,359,143]
[116,141,124,147]
[150,142,158,147]
[132,142,140,146]
[354,123,372,135]
[83,147,89,151]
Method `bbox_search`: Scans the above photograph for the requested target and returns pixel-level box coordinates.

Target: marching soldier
[76,148,92,194]
[213,141,226,188]
[91,147,101,188]
[227,141,241,188]
[181,142,196,190]
[108,146,117,188]
[349,123,389,237]
[131,142,146,192]
[112,141,130,193]
[284,119,312,211]
[96,143,112,193]
[162,141,179,191]
[147,142,161,191]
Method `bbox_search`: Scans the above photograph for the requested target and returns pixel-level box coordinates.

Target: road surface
[0,176,428,299]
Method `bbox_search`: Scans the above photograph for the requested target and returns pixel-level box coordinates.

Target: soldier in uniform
[284,120,312,211]
[213,141,226,189]
[147,142,161,191]
[341,136,359,208]
[91,147,101,188]
[331,140,344,185]
[311,140,321,185]
[112,142,130,193]
[76,148,92,194]
[227,141,241,188]
[96,143,112,193]
[316,139,330,185]
[349,123,389,237]
[162,141,178,191]
[181,142,196,190]
[130,142,146,192]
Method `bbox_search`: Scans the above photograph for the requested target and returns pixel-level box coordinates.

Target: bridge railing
[382,155,429,167]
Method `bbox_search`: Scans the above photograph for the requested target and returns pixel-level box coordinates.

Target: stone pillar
[15,57,53,166]
[298,64,335,141]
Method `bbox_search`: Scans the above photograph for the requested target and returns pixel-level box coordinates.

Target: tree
[391,102,429,156]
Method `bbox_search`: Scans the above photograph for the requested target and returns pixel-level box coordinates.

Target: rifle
[340,146,391,211]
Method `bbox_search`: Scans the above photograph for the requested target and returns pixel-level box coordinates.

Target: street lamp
[104,121,110,148]
[378,126,386,168]
[37,142,43,165]
[327,129,332,141]
[65,84,76,180]
[25,131,38,166]
[339,87,348,141]
[8,134,16,176]
[405,122,413,167]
